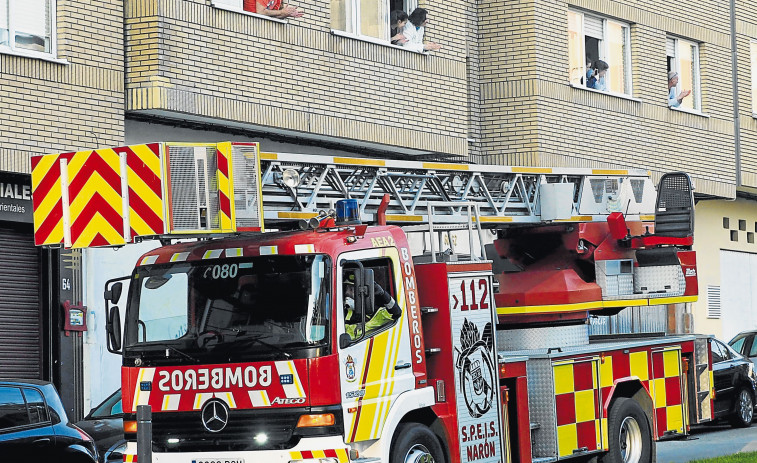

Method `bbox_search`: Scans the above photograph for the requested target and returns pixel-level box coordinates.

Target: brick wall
[476,0,737,197]
[124,0,470,157]
[0,0,124,173]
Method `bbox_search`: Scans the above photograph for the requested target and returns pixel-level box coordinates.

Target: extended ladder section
[31,141,666,249]
[259,151,657,226]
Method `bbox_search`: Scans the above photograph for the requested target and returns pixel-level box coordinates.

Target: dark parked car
[729,330,757,366]
[74,389,123,463]
[711,338,757,427]
[0,379,97,462]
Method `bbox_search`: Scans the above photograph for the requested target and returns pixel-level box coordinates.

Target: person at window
[668,71,691,108]
[255,0,303,19]
[587,60,608,91]
[401,8,442,52]
[390,10,409,45]
[584,57,594,86]
[343,273,402,339]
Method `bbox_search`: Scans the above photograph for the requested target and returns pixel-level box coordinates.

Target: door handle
[395,362,412,370]
[33,438,51,445]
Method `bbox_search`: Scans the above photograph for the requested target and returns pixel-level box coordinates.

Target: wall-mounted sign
[0,171,32,224]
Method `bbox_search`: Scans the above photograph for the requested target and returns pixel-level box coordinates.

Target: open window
[0,0,56,58]
[667,36,701,111]
[331,0,417,43]
[341,257,397,343]
[568,9,632,95]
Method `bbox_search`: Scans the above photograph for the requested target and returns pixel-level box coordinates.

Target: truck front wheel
[602,398,652,463]
[390,423,446,463]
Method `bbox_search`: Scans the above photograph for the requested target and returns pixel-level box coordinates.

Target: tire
[390,423,446,463]
[728,386,754,428]
[601,398,652,463]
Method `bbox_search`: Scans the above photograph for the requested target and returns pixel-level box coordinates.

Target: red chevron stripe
[122,147,162,198]
[34,199,63,245]
[128,187,164,234]
[300,451,314,459]
[217,149,229,178]
[30,155,43,171]
[68,151,122,199]
[70,192,124,242]
[88,233,110,248]
[33,155,61,200]
[219,191,231,217]
[324,449,338,458]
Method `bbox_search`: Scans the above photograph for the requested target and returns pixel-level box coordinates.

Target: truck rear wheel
[390,423,446,463]
[602,398,652,463]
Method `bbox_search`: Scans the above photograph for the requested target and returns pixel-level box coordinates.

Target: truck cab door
[337,248,416,444]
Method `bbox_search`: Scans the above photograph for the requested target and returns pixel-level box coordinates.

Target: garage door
[720,250,757,341]
[0,226,41,380]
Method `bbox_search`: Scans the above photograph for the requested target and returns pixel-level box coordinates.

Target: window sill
[669,106,709,118]
[330,30,427,54]
[569,83,641,102]
[211,1,288,24]
[0,48,69,65]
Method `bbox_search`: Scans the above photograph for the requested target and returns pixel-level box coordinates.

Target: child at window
[254,0,304,18]
[390,10,409,45]
[587,60,608,91]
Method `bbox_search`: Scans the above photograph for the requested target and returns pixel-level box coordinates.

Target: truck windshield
[124,254,331,360]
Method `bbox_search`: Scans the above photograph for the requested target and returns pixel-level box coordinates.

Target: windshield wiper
[231,333,292,359]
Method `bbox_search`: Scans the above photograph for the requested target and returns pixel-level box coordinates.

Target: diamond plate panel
[526,358,558,459]
[497,324,588,351]
[634,265,684,297]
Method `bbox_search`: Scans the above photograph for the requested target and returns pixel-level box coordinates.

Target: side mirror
[339,333,352,349]
[106,305,122,354]
[104,281,123,305]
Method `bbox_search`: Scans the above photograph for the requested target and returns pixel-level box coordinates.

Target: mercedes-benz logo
[201,398,230,433]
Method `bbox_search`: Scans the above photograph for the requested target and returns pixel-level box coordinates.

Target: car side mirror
[107,305,122,354]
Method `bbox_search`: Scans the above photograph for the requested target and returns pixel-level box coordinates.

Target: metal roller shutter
[0,226,41,380]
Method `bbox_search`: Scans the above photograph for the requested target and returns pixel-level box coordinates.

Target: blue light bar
[335,199,361,226]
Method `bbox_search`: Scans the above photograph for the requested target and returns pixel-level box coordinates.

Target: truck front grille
[151,408,302,452]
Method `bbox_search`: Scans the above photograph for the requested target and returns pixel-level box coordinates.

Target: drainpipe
[731,0,742,187]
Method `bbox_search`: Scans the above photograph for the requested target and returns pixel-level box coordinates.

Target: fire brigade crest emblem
[455,318,495,418]
[345,355,356,382]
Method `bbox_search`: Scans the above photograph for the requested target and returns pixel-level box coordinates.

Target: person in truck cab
[343,271,402,339]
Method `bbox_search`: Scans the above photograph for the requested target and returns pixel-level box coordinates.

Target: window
[711,340,728,364]
[342,258,398,342]
[568,9,632,95]
[667,36,701,111]
[731,335,746,355]
[751,40,757,114]
[0,0,55,57]
[22,388,48,424]
[0,387,29,429]
[331,0,416,42]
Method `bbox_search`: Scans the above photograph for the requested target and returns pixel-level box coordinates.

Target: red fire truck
[31,142,712,463]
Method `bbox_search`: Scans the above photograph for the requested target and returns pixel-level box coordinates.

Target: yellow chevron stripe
[132,144,162,175]
[129,206,157,236]
[311,450,326,458]
[336,449,349,462]
[72,213,125,247]
[37,220,64,245]
[33,177,63,225]
[127,165,163,212]
[31,154,60,190]
[290,452,303,460]
[69,173,123,219]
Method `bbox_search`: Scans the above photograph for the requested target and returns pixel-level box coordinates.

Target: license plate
[192,459,245,463]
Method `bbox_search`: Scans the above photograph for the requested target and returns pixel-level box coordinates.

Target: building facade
[3,0,757,410]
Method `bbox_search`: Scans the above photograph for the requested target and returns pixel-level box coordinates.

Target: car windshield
[89,390,122,418]
[124,254,331,360]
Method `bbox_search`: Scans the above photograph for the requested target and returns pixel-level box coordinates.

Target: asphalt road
[657,422,757,462]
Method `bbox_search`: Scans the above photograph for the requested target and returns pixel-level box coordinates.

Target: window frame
[567,8,633,97]
[0,0,58,60]
[339,256,399,346]
[667,35,702,112]
[331,0,417,45]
